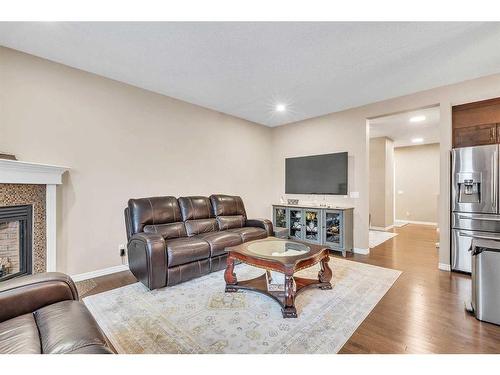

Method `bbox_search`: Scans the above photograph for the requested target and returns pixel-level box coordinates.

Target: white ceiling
[369,106,440,147]
[1,22,500,127]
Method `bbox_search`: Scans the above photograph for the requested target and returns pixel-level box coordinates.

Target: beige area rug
[83,258,401,354]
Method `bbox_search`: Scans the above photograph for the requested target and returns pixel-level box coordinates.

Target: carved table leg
[224,255,238,292]
[282,273,297,318]
[318,255,333,290]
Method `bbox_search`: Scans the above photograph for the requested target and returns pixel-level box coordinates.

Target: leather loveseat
[125,194,273,290]
[0,272,113,354]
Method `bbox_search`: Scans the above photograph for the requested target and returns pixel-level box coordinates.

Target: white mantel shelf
[0,159,69,272]
[0,159,69,185]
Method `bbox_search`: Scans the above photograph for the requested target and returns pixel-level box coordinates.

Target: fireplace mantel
[0,159,68,185]
[0,159,69,272]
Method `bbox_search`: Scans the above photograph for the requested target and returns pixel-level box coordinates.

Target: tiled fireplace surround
[0,184,45,273]
[0,159,68,276]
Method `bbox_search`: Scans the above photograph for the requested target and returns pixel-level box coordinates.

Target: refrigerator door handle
[459,231,500,242]
[458,214,500,221]
[493,149,498,212]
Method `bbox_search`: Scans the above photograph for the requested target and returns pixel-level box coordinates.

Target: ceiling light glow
[411,137,424,143]
[410,115,426,123]
[275,104,286,112]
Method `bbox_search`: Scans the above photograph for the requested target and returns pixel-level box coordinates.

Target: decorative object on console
[0,153,16,160]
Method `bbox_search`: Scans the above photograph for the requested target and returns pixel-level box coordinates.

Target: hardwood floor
[79,224,500,353]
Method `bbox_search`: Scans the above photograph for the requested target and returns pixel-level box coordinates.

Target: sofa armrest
[128,232,167,290]
[0,272,78,323]
[246,218,274,237]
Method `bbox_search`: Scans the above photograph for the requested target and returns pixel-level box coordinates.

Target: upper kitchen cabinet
[453,98,500,148]
[453,123,497,148]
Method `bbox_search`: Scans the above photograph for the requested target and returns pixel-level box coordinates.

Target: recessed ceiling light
[275,104,286,112]
[411,137,424,143]
[410,115,426,123]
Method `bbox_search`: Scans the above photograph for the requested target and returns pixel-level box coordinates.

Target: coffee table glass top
[247,240,310,258]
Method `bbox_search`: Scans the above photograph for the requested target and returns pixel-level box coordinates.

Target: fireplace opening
[0,205,32,281]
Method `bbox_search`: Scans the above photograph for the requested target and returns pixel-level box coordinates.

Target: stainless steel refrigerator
[452,144,500,273]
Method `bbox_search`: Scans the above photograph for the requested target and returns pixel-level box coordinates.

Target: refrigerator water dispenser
[457,172,481,204]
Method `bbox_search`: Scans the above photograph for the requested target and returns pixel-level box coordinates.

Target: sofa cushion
[144,222,187,239]
[34,300,108,354]
[217,215,245,230]
[196,231,243,257]
[165,237,211,267]
[0,313,41,354]
[178,196,214,220]
[184,218,218,236]
[167,259,211,286]
[128,196,182,234]
[210,195,247,218]
[227,227,268,242]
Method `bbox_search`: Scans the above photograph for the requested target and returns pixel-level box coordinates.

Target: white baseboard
[353,247,370,255]
[370,225,394,231]
[438,263,451,272]
[396,219,437,226]
[71,264,129,282]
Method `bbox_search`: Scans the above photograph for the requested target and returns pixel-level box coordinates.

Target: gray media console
[272,204,354,256]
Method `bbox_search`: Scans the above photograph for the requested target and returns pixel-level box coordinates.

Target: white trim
[0,159,68,185]
[438,263,451,272]
[45,185,57,272]
[71,264,129,282]
[353,247,370,255]
[395,219,437,226]
[370,225,394,231]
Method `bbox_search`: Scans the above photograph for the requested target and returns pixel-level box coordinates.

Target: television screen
[285,152,348,195]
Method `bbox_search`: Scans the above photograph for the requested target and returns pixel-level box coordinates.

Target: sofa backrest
[210,195,247,230]
[126,196,187,239]
[178,196,218,236]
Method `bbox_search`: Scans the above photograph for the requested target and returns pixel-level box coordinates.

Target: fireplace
[0,205,32,281]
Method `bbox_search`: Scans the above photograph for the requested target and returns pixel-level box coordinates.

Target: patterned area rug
[83,258,401,354]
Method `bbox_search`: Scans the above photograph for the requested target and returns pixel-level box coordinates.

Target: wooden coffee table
[224,237,332,318]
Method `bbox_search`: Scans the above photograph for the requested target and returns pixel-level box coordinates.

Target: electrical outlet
[119,243,126,257]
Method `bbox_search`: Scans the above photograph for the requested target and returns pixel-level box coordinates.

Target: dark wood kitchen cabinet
[453,123,497,148]
[452,97,500,148]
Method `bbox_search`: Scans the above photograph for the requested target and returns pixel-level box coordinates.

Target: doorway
[368,106,440,249]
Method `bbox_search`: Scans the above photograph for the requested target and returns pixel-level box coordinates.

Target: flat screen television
[285,152,348,195]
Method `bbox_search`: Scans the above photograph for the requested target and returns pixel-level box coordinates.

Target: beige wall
[369,137,394,229]
[394,143,440,224]
[0,47,273,275]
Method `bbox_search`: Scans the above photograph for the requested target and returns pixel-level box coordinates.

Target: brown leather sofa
[125,194,273,290]
[0,272,113,354]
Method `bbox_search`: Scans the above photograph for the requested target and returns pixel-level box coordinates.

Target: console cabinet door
[288,208,303,240]
[273,206,287,228]
[323,210,343,249]
[304,209,321,244]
